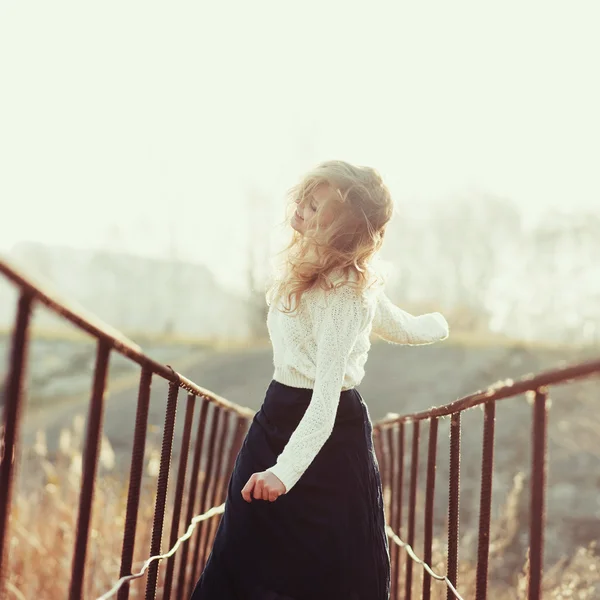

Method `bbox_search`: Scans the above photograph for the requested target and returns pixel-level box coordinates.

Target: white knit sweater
[265,272,449,492]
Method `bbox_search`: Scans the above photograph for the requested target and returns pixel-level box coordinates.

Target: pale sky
[1,1,598,293]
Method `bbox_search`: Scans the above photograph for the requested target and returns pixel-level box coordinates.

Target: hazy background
[1,1,599,345]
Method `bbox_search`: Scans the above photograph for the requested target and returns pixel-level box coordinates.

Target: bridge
[1,258,599,599]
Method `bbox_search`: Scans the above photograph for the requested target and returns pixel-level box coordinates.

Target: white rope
[386,525,465,600]
[98,506,466,600]
[96,503,225,600]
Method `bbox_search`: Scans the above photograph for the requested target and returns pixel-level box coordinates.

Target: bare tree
[165,217,183,336]
[383,192,522,331]
[520,210,600,343]
[246,187,272,339]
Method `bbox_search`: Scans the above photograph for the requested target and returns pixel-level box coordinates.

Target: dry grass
[390,542,599,599]
[5,418,210,600]
[387,473,599,599]
[2,323,598,352]
[0,325,253,349]
[5,422,600,599]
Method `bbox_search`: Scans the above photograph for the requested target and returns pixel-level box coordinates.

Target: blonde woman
[191,160,449,600]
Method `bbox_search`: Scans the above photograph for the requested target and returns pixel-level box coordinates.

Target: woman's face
[291,184,333,235]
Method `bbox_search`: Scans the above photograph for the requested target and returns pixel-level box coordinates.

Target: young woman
[191,160,449,600]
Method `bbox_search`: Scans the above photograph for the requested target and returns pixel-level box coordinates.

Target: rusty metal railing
[374,357,600,600]
[3,256,600,599]
[0,259,254,600]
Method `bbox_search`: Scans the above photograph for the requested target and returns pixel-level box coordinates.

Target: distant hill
[2,242,251,338]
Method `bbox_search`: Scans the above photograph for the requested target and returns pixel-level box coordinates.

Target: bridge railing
[0,259,254,600]
[374,354,600,600]
[3,257,600,600]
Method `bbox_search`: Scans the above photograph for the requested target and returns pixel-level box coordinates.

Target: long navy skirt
[190,379,390,600]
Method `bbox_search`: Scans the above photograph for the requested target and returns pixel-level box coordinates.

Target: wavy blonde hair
[268,160,395,313]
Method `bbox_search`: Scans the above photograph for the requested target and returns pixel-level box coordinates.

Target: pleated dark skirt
[190,379,390,600]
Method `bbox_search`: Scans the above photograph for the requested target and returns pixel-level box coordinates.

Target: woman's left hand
[241,471,286,502]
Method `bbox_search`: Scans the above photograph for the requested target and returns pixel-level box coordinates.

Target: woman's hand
[241,471,286,502]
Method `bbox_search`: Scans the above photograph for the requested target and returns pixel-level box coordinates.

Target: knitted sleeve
[267,287,366,492]
[372,288,449,344]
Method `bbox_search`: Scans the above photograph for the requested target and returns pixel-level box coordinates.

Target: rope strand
[386,526,465,600]
[96,504,225,600]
